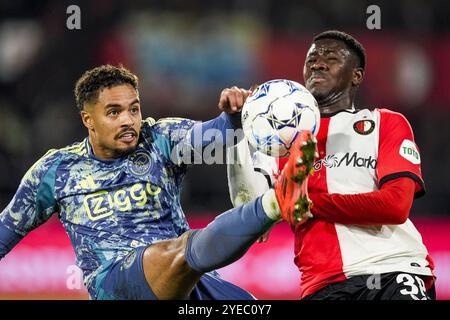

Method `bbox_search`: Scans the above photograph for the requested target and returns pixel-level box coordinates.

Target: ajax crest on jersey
[128,150,152,177]
[241,79,320,157]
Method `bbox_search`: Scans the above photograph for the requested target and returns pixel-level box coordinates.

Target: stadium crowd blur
[0,0,449,217]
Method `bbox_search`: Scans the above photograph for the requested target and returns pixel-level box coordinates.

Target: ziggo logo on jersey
[83,182,161,221]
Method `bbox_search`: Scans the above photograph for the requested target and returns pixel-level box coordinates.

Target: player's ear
[352,67,364,86]
[80,109,94,130]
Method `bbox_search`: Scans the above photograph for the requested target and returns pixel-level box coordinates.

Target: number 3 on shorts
[396,273,428,300]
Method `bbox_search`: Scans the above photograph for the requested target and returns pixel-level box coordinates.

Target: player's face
[303,39,357,105]
[81,84,142,160]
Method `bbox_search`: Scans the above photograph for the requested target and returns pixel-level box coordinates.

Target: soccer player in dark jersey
[227,31,436,300]
[0,65,317,300]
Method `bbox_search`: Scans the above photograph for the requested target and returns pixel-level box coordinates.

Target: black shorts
[303,272,436,300]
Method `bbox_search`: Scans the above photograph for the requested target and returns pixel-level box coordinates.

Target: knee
[154,232,196,273]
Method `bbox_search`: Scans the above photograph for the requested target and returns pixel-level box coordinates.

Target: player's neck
[88,136,117,161]
[318,92,354,115]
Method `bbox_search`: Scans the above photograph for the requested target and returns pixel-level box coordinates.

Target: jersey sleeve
[148,113,242,166]
[0,150,60,239]
[146,117,197,165]
[377,108,425,198]
[310,177,415,225]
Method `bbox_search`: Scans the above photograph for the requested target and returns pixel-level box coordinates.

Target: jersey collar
[320,105,357,118]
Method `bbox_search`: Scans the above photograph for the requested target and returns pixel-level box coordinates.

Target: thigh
[142,231,203,300]
[96,246,156,300]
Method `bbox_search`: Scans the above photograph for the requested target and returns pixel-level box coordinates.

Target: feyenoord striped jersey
[253,107,434,298]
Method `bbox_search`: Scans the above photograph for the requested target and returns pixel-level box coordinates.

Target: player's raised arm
[151,86,252,166]
[0,150,59,258]
[187,86,252,161]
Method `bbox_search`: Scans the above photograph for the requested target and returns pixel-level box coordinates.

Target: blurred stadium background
[0,0,449,299]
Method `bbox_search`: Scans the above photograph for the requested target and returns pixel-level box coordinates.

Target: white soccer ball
[241,79,320,158]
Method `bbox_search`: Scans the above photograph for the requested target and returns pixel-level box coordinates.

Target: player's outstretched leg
[274,130,318,226]
[142,193,280,299]
[185,196,279,273]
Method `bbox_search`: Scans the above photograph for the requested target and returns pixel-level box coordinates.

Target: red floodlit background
[0,1,449,299]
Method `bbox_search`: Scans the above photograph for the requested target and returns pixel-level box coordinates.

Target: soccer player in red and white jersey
[227,30,435,300]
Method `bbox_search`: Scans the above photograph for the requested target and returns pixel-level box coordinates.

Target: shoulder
[25,140,86,180]
[374,107,413,131]
[374,107,410,122]
[48,140,89,162]
[352,107,412,130]
[353,107,405,119]
[154,117,197,132]
[368,108,417,146]
[141,116,197,137]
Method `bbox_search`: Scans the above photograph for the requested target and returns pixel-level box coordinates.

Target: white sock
[261,189,281,221]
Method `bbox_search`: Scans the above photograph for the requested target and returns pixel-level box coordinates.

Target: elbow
[386,202,410,225]
[381,177,415,225]
[389,213,408,225]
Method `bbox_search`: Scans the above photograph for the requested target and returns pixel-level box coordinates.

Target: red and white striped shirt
[254,108,434,298]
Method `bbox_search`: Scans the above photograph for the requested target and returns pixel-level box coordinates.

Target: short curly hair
[313,30,366,70]
[74,64,139,111]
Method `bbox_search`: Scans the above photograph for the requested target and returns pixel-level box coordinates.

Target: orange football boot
[274,130,318,226]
